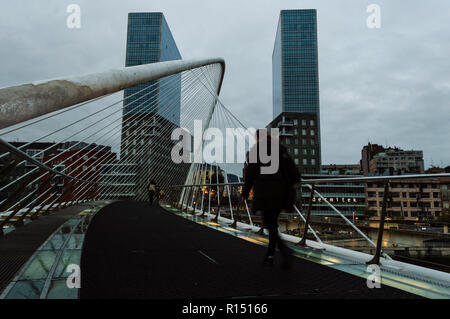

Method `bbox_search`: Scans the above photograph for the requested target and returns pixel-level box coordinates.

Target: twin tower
[121,10,321,184]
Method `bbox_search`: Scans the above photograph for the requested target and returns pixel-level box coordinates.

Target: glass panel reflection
[19,251,57,280]
[46,280,78,299]
[41,234,68,251]
[5,280,45,299]
[65,234,84,249]
[1,202,106,299]
[53,250,81,279]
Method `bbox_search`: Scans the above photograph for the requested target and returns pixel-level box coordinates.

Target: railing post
[199,188,207,218]
[206,185,211,216]
[182,164,195,211]
[256,214,265,234]
[243,199,253,227]
[193,163,205,215]
[199,166,206,217]
[230,186,240,229]
[293,204,322,243]
[187,168,198,211]
[212,166,221,222]
[182,186,188,211]
[367,182,390,265]
[216,166,220,217]
[185,186,193,213]
[182,185,189,210]
[208,164,212,216]
[177,186,184,209]
[297,185,315,247]
[193,184,200,214]
[212,192,221,223]
[192,164,202,212]
[223,169,234,222]
[197,163,211,217]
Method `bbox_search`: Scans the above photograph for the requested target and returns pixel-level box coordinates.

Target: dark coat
[243,143,301,212]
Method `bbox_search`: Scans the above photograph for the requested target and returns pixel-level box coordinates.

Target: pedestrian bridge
[0,200,436,299]
[0,58,450,299]
[1,200,449,299]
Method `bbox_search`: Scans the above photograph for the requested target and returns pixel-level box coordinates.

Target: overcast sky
[0,0,449,168]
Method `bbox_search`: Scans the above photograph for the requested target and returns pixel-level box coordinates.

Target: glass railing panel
[19,251,58,280]
[4,280,45,299]
[46,280,78,299]
[41,234,68,251]
[53,250,82,279]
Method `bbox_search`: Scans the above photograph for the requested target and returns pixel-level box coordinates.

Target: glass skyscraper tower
[121,12,187,198]
[271,9,321,173]
[123,12,182,126]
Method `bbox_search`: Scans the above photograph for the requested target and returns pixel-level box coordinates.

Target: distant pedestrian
[148,180,157,205]
[242,129,301,268]
[159,189,165,202]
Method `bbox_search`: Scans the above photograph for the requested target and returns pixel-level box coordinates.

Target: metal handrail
[172,172,450,264]
[299,173,450,184]
[170,173,450,188]
[304,183,391,260]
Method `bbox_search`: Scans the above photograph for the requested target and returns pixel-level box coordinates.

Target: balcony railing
[279,130,294,136]
[277,120,294,127]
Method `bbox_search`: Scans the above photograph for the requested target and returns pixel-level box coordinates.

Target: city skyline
[0,1,449,169]
[1,1,450,302]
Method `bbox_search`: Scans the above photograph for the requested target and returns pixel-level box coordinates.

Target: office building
[121,13,187,198]
[123,12,181,125]
[361,143,386,175]
[366,178,450,221]
[267,113,320,174]
[0,141,114,204]
[99,162,137,200]
[300,174,366,217]
[321,164,362,175]
[270,9,321,173]
[361,143,424,176]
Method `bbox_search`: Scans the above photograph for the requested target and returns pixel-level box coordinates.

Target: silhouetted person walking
[148,180,157,205]
[243,129,301,268]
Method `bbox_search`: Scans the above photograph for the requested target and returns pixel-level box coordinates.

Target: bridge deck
[80,201,418,299]
[0,203,95,293]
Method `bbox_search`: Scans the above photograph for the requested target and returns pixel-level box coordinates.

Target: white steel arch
[0,58,225,130]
